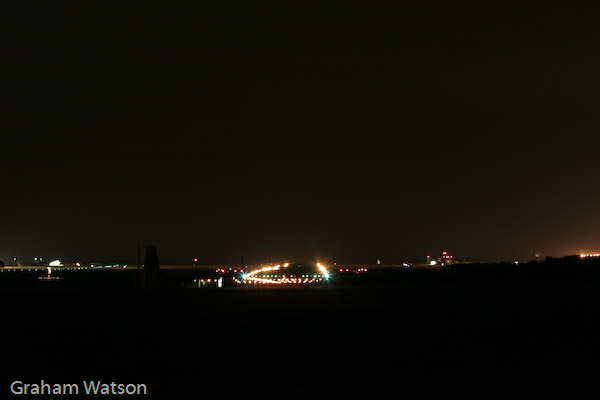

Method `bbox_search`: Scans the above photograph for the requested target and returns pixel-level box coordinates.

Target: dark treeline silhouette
[446,255,600,280]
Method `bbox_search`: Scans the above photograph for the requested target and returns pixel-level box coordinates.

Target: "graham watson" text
[10,380,148,396]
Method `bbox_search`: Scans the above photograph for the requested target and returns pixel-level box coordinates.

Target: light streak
[245,263,290,278]
[317,263,330,279]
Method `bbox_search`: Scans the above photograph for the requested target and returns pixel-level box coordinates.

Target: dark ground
[1,269,600,399]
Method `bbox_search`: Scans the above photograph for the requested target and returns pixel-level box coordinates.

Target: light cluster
[193,277,223,288]
[235,262,329,285]
[234,276,325,285]
[338,267,368,274]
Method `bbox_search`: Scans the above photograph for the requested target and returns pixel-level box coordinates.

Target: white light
[430,261,437,266]
[317,263,330,279]
[49,259,63,267]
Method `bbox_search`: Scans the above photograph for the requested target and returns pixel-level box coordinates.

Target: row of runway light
[238,263,330,285]
[234,276,324,285]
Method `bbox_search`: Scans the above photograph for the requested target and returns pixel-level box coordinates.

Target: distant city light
[580,253,600,258]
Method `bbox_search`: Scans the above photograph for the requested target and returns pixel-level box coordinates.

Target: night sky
[2,4,599,264]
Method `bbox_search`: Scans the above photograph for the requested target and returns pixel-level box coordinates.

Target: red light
[442,251,447,255]
[339,269,343,272]
[193,258,198,262]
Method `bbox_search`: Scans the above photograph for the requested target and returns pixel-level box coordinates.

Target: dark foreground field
[2,274,600,399]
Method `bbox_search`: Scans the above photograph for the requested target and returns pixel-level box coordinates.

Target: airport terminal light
[49,259,63,267]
